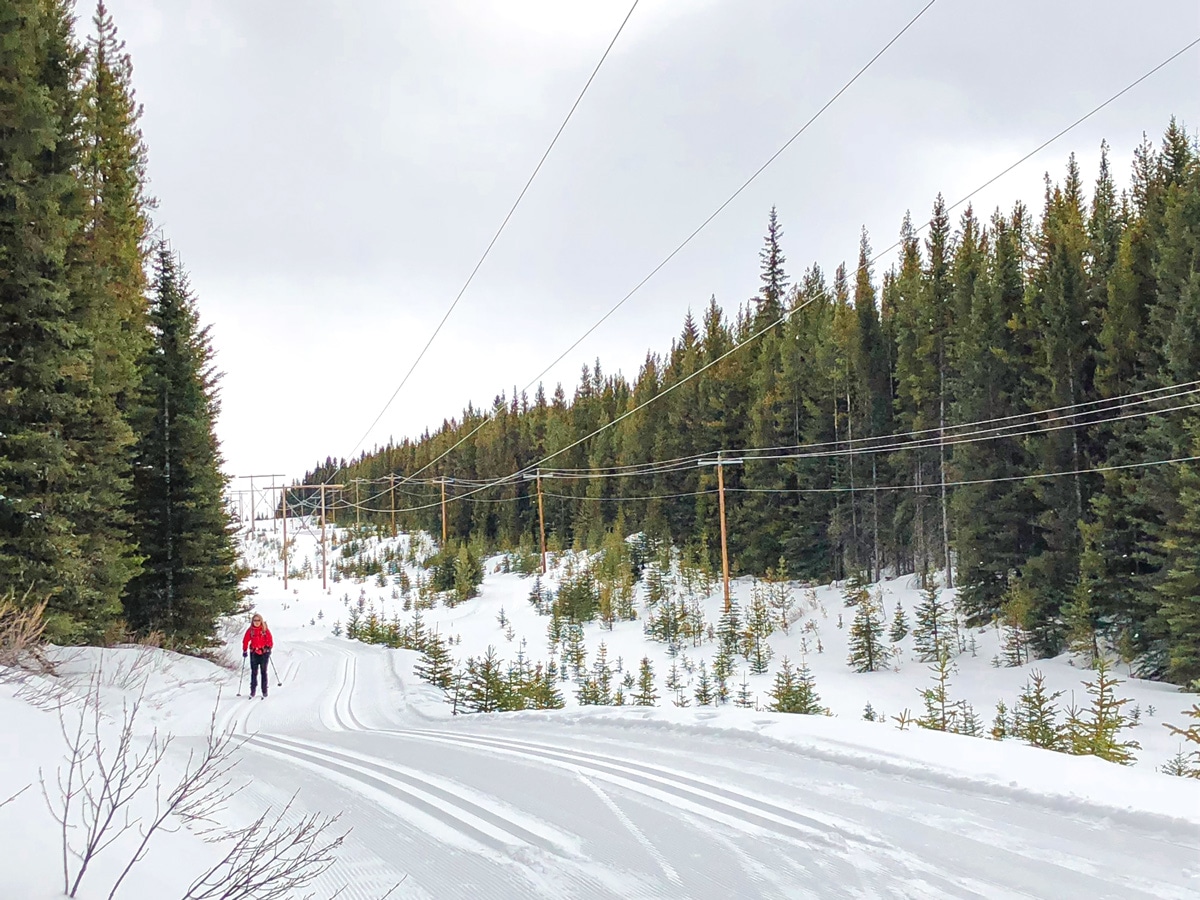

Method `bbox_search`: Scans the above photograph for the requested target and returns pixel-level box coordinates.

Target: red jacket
[243,625,273,655]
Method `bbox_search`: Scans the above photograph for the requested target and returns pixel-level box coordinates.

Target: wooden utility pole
[716,457,731,612]
[389,474,397,538]
[354,479,361,528]
[270,476,277,533]
[536,470,547,575]
[281,486,288,590]
[699,455,741,613]
[439,477,449,546]
[319,483,344,591]
[249,475,255,529]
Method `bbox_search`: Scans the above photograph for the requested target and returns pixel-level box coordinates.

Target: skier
[242,613,274,698]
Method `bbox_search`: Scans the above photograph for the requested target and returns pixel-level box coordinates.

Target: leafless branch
[182,795,347,900]
[0,783,30,812]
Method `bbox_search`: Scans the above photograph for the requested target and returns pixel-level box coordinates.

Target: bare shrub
[183,797,345,900]
[35,668,371,899]
[0,589,53,678]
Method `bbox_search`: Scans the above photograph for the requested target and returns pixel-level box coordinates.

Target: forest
[0,1,243,647]
[305,123,1200,686]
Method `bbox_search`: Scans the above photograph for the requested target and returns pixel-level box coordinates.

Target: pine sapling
[1014,671,1065,751]
[1160,703,1200,777]
[1064,658,1140,764]
[734,672,754,709]
[847,590,889,673]
[888,601,909,644]
[693,660,715,706]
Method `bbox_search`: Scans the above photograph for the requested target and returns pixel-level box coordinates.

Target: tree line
[0,1,243,647]
[311,123,1200,686]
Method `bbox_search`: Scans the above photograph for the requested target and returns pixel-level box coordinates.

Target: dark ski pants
[250,651,270,696]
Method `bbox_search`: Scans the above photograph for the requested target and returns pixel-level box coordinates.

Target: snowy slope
[2,522,1198,899]
[248,522,1200,775]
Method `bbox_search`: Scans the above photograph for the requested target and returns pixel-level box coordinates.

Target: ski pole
[236,654,247,697]
[270,654,283,687]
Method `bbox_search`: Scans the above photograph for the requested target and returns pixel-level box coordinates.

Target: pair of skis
[235,654,284,697]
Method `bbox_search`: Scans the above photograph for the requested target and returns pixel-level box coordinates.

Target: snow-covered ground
[3,521,1199,899]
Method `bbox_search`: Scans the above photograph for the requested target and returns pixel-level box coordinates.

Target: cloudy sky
[103,0,1199,484]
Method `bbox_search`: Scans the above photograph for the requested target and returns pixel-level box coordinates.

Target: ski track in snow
[215,634,1200,899]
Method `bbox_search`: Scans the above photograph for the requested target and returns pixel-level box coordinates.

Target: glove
[243,651,248,658]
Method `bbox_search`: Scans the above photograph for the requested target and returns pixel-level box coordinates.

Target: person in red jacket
[242,614,274,698]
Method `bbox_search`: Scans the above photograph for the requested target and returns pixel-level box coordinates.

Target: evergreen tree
[847,588,888,672]
[951,211,1040,622]
[693,660,715,706]
[1063,658,1140,764]
[563,622,587,678]
[0,0,138,642]
[1156,438,1200,684]
[633,657,658,706]
[912,581,956,662]
[463,646,509,713]
[453,543,477,604]
[744,581,775,674]
[757,205,789,324]
[414,631,455,691]
[716,598,743,657]
[916,652,962,733]
[734,671,754,708]
[888,600,909,643]
[123,248,244,646]
[1013,671,1065,751]
[767,657,823,714]
[1164,704,1200,777]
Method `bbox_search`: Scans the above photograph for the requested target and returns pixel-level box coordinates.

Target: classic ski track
[268,727,1002,897]
[380,727,868,852]
[245,734,564,854]
[363,729,1187,900]
[309,651,1100,894]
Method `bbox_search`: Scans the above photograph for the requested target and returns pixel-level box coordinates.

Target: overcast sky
[103,0,1199,484]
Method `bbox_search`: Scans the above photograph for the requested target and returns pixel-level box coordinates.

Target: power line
[472,36,1200,491]
[390,0,941,488]
[531,384,1200,478]
[543,454,1200,501]
[523,380,1200,478]
[342,0,641,462]
[322,34,1200,517]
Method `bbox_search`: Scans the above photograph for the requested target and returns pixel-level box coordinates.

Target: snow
[2,520,1199,899]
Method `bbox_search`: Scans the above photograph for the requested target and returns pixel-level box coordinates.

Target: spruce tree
[463,647,509,713]
[888,600,909,643]
[1063,658,1140,764]
[693,660,715,706]
[1156,442,1200,685]
[756,206,788,325]
[633,657,658,706]
[916,652,956,732]
[1013,671,1065,751]
[847,589,888,672]
[124,248,244,646]
[0,0,138,641]
[1164,705,1200,777]
[734,671,754,709]
[951,211,1040,623]
[744,581,775,674]
[912,581,956,663]
[768,657,823,715]
[414,631,455,691]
